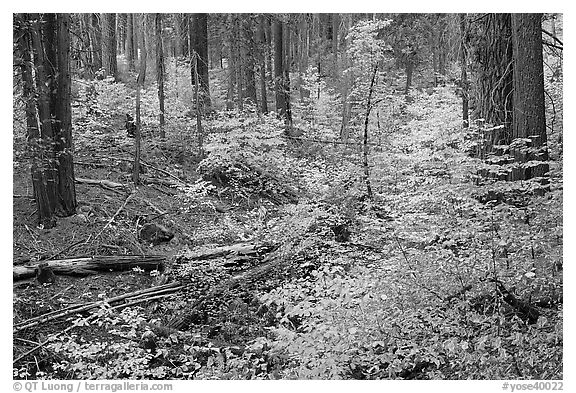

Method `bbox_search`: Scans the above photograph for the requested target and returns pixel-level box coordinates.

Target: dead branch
[93,191,136,241]
[14,281,180,332]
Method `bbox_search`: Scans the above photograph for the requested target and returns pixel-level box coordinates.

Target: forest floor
[12,64,563,380]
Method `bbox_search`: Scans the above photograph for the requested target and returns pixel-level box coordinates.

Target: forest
[12,13,563,380]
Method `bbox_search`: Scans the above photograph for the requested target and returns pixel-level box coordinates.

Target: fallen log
[13,255,166,281]
[168,243,283,330]
[75,177,128,193]
[185,242,277,261]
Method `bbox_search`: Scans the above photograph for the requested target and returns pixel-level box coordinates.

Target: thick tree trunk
[258,15,269,113]
[510,13,549,185]
[332,13,339,77]
[54,14,77,215]
[174,13,183,58]
[88,14,102,71]
[134,14,147,185]
[155,13,166,135]
[17,14,56,228]
[126,13,135,71]
[101,13,118,81]
[241,17,258,107]
[190,13,211,107]
[30,13,59,228]
[273,19,291,126]
[473,13,513,149]
[117,14,127,54]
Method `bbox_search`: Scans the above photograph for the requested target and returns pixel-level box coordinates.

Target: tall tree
[155,13,166,137]
[273,18,291,127]
[15,13,77,228]
[510,13,549,184]
[101,13,118,80]
[459,14,469,128]
[257,15,269,113]
[190,13,210,107]
[240,16,258,107]
[472,13,513,149]
[126,13,135,71]
[133,14,147,185]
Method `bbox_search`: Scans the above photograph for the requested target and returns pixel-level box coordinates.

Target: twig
[93,191,136,241]
[49,285,75,301]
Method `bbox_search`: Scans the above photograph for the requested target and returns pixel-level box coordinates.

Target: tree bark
[459,14,469,128]
[54,14,77,215]
[258,15,269,113]
[126,13,135,71]
[134,14,147,185]
[273,19,291,126]
[190,13,211,107]
[14,255,167,281]
[510,13,549,185]
[16,14,56,228]
[155,13,166,136]
[101,13,118,81]
[362,64,378,200]
[240,16,258,107]
[473,13,513,149]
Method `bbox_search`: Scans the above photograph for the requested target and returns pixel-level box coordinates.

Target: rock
[139,223,174,245]
[70,213,88,224]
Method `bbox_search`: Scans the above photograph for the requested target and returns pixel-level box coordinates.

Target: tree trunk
[174,13,183,58]
[226,16,237,110]
[241,16,258,107]
[117,13,127,54]
[510,13,549,185]
[473,13,513,149]
[54,14,77,215]
[332,13,339,77]
[190,13,211,107]
[194,51,204,156]
[88,14,102,71]
[155,13,166,136]
[273,19,290,126]
[134,14,147,185]
[16,14,56,228]
[362,64,378,200]
[258,15,269,113]
[460,14,469,128]
[30,13,59,228]
[404,58,413,95]
[13,255,167,281]
[101,13,118,81]
[126,13,135,71]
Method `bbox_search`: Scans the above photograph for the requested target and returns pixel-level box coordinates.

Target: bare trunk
[510,13,549,185]
[134,14,147,185]
[155,13,166,136]
[362,64,378,200]
[460,14,469,128]
[101,13,118,81]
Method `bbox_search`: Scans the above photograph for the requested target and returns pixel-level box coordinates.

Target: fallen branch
[13,254,166,281]
[93,191,136,241]
[14,281,181,332]
[76,177,128,193]
[13,283,182,363]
